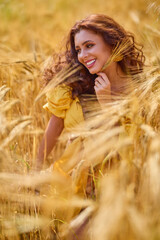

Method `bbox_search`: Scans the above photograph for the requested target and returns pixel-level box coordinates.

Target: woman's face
[74,29,112,74]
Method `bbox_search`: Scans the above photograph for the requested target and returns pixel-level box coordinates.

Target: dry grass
[0,0,160,239]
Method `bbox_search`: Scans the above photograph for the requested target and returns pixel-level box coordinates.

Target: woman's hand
[94,72,111,107]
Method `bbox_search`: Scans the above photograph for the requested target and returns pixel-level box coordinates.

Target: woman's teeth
[86,59,96,66]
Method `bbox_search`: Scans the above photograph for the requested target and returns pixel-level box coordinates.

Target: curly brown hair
[43,14,145,97]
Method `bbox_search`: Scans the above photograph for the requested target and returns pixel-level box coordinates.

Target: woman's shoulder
[43,84,73,119]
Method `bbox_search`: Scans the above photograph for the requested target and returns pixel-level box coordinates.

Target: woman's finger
[97,72,110,84]
[95,76,106,86]
[94,86,99,92]
[95,80,102,88]
[97,72,108,78]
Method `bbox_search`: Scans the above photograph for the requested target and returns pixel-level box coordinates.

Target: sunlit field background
[0,0,160,239]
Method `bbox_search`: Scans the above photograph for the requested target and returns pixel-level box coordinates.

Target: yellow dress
[43,84,84,130]
[43,84,88,195]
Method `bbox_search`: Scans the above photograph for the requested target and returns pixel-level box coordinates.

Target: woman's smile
[85,59,96,68]
[74,29,112,74]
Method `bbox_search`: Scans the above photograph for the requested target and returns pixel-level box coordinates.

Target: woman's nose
[79,49,88,61]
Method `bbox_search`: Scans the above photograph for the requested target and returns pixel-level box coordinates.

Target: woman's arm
[36,114,64,170]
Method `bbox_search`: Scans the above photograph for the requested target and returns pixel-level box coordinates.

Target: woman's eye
[87,44,94,48]
[76,44,93,54]
[76,49,81,54]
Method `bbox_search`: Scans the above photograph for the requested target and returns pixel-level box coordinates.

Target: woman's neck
[103,62,131,95]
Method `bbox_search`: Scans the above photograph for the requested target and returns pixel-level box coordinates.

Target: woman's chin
[88,68,99,75]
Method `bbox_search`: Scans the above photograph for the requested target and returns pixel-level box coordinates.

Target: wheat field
[0,0,160,239]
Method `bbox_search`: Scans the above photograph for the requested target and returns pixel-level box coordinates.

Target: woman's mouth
[85,59,96,68]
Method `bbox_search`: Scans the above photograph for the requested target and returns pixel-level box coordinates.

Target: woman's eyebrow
[75,40,94,48]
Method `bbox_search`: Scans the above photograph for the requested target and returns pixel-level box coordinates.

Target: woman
[36,14,145,196]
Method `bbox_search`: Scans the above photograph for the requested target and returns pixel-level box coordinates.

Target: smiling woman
[67,14,145,102]
[36,13,145,199]
[35,14,146,237]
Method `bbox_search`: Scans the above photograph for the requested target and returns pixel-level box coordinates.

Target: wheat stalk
[101,39,132,71]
